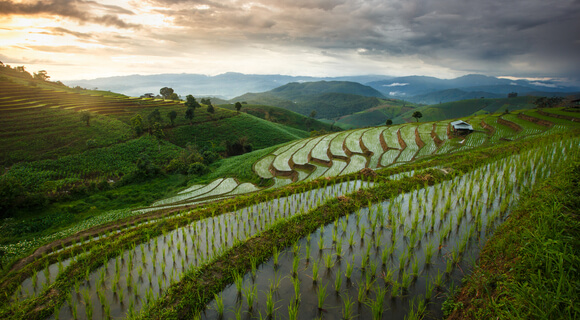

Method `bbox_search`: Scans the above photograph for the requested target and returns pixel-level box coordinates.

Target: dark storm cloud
[0,0,139,29]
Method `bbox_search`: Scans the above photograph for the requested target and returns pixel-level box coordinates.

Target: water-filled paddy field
[197,138,575,320]
[12,180,374,319]
[4,136,578,320]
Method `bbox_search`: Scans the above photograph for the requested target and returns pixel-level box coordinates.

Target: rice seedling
[434,270,444,288]
[345,259,354,281]
[211,292,225,317]
[269,272,282,292]
[335,239,343,259]
[411,257,419,278]
[341,294,356,320]
[234,271,243,295]
[390,280,400,298]
[324,253,335,270]
[368,287,386,320]
[292,254,299,277]
[251,257,258,279]
[357,282,366,303]
[382,268,394,285]
[288,301,299,320]
[292,276,301,305]
[424,242,434,265]
[425,281,434,300]
[243,284,257,312]
[272,247,280,268]
[317,283,328,310]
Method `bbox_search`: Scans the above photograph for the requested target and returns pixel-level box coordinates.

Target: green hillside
[218,103,336,132]
[267,81,385,99]
[0,67,313,221]
[336,99,417,127]
[393,96,536,123]
[232,81,385,120]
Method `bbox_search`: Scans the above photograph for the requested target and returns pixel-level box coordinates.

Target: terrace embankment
[516,112,553,127]
[480,119,495,135]
[497,117,522,132]
[537,109,580,122]
[415,126,426,148]
[431,123,444,147]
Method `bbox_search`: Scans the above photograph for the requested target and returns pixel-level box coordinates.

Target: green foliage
[185,95,200,109]
[185,108,194,123]
[207,104,215,114]
[152,122,164,140]
[187,162,209,176]
[412,111,423,122]
[220,103,334,132]
[4,136,181,193]
[234,101,242,112]
[147,109,162,127]
[0,176,23,218]
[166,112,308,152]
[131,114,144,136]
[79,111,91,126]
[534,96,563,109]
[160,87,174,99]
[85,139,97,149]
[167,110,177,126]
[386,119,393,125]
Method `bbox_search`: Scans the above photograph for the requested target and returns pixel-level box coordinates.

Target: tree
[147,109,162,131]
[160,87,174,99]
[131,114,144,136]
[167,110,177,127]
[534,96,563,109]
[386,119,393,126]
[412,111,422,122]
[80,110,91,126]
[310,110,317,118]
[207,103,215,114]
[185,95,200,109]
[185,108,194,124]
[33,70,50,81]
[152,123,164,138]
[169,93,179,101]
[235,101,242,112]
[201,98,211,105]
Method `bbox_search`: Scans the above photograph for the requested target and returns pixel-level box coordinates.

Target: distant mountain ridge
[231,81,385,119]
[367,74,579,104]
[66,73,392,99]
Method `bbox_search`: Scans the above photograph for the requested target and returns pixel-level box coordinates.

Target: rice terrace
[1,62,580,320]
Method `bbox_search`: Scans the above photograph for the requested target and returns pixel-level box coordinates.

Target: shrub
[187,162,208,176]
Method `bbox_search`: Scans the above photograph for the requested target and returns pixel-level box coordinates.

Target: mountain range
[67,73,579,105]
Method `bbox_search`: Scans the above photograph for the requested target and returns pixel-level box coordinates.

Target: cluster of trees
[534,97,563,109]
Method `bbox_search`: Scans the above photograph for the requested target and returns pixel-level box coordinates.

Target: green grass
[445,155,580,319]
[166,112,309,152]
[218,103,334,132]
[3,135,182,192]
[394,96,536,123]
[204,145,279,185]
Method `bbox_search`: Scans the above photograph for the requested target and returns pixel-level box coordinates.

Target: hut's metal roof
[450,120,474,131]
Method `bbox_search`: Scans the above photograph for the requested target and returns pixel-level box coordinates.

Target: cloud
[0,0,139,29]
[383,83,409,87]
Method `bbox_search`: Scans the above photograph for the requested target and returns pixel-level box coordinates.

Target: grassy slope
[393,96,536,123]
[218,103,335,132]
[337,100,417,126]
[446,156,580,319]
[165,111,309,151]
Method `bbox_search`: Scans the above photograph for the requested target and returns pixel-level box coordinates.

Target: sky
[0,0,579,83]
